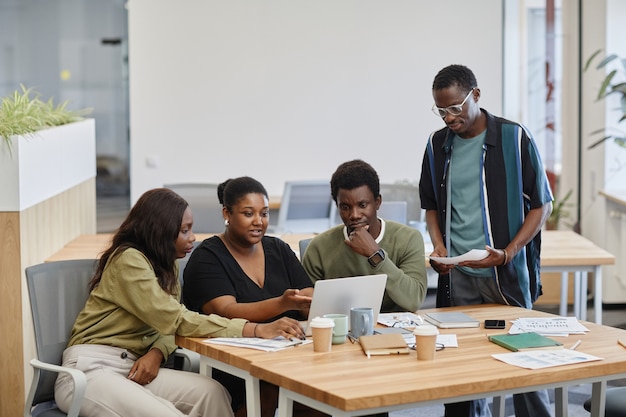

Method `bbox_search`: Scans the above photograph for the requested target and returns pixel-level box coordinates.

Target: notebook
[303,274,387,336]
[359,333,410,358]
[488,332,563,352]
[423,311,480,328]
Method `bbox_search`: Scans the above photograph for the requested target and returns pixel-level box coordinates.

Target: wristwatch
[367,249,385,267]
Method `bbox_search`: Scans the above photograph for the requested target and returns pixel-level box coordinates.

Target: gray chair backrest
[275,180,333,233]
[164,183,224,233]
[379,183,422,223]
[25,259,98,408]
[377,200,408,224]
[298,238,313,260]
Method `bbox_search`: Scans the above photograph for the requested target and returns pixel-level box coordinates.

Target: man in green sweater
[302,159,428,313]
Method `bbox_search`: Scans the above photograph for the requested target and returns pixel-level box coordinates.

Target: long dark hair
[89,188,189,294]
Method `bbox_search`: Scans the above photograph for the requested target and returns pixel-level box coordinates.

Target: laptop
[303,274,388,336]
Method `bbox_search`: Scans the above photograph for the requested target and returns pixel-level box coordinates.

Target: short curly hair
[330,159,380,203]
[432,64,477,93]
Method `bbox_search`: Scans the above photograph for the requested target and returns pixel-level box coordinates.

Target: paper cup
[310,317,334,352]
[413,324,439,360]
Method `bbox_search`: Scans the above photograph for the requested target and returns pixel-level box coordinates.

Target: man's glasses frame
[432,88,475,118]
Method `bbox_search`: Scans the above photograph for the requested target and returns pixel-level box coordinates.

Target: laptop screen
[303,274,387,335]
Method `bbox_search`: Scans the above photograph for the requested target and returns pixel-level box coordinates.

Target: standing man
[302,159,428,315]
[419,64,553,417]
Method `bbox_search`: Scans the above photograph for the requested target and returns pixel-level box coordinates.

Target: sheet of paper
[377,312,425,328]
[429,249,489,265]
[437,334,458,348]
[403,333,458,348]
[492,348,603,370]
[509,317,590,336]
[204,337,312,352]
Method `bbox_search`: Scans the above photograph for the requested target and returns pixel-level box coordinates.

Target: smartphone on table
[484,319,506,329]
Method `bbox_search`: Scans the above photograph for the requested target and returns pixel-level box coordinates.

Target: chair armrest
[25,359,87,417]
[173,347,200,373]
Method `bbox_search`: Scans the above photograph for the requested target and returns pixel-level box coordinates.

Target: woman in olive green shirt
[55,188,304,417]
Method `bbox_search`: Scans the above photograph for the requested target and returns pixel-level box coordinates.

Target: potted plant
[583,50,626,150]
[546,189,573,230]
[0,85,91,152]
[0,85,96,211]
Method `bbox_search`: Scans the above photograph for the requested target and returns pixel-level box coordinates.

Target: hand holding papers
[429,249,488,265]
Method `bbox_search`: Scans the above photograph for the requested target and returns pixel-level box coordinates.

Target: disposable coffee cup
[413,324,439,360]
[310,316,334,352]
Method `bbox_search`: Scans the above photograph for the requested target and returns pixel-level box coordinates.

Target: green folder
[488,332,563,352]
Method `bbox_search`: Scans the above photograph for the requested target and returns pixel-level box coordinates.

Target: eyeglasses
[432,88,474,118]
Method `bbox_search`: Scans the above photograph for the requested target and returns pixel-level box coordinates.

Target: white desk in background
[541,230,614,323]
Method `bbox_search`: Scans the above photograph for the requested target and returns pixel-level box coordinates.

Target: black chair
[583,387,626,417]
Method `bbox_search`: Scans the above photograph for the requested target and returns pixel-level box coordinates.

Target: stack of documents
[376,312,458,348]
[204,337,311,352]
[509,317,589,336]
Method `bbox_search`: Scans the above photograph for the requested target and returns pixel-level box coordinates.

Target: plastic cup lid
[413,324,439,336]
[310,316,335,328]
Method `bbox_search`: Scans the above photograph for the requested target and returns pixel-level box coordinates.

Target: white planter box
[0,119,96,211]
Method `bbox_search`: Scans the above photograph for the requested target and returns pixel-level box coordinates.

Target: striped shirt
[419,109,553,308]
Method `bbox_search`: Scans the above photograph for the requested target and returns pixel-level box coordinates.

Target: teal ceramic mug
[323,313,349,344]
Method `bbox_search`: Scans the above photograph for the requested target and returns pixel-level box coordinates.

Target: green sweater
[302,220,427,312]
[68,248,247,360]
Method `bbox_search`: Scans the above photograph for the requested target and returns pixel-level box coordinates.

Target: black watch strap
[367,249,385,267]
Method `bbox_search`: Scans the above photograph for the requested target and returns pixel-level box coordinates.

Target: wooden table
[541,230,614,323]
[46,230,615,323]
[177,304,626,417]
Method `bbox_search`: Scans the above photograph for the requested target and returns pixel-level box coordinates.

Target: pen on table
[618,339,626,349]
[570,340,582,351]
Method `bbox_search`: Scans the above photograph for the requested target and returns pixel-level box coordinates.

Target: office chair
[298,238,313,260]
[583,387,626,417]
[273,180,333,234]
[25,259,200,417]
[377,200,408,224]
[25,259,97,417]
[164,183,224,233]
[379,183,422,223]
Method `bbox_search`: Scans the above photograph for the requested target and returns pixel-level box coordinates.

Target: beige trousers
[55,344,234,417]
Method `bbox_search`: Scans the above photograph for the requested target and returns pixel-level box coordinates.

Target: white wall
[127,0,503,202]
